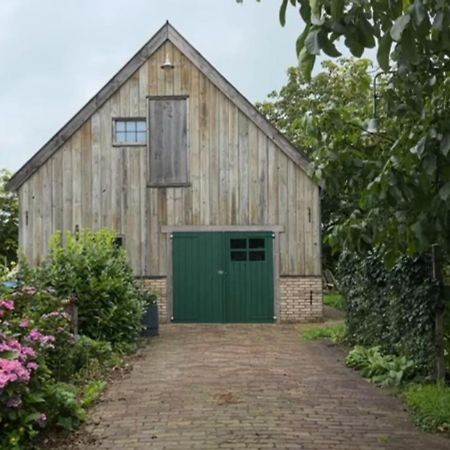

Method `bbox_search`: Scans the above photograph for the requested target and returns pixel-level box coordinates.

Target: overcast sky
[0,0,312,173]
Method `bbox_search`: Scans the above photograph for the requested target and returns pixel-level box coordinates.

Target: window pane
[249,250,265,261]
[136,131,146,143]
[249,238,265,249]
[116,131,126,143]
[116,121,126,132]
[230,239,246,249]
[136,120,146,132]
[231,251,247,261]
[125,132,136,143]
[125,121,137,132]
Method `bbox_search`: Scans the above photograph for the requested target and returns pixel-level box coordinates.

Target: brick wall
[139,276,323,324]
[279,276,323,323]
[141,278,168,323]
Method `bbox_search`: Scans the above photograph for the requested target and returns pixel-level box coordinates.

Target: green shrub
[43,382,86,432]
[81,381,107,408]
[404,384,450,432]
[37,229,145,346]
[303,323,346,343]
[346,346,416,387]
[323,293,346,310]
[337,252,437,374]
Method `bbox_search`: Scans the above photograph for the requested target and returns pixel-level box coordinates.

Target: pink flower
[36,413,47,427]
[6,396,22,408]
[0,299,14,310]
[21,286,37,295]
[26,361,39,371]
[19,319,30,328]
[27,329,56,349]
[0,358,31,390]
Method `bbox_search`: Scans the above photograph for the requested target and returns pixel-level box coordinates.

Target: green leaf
[310,0,323,25]
[305,29,321,55]
[318,31,342,57]
[299,46,316,82]
[440,133,450,156]
[410,136,426,157]
[0,350,18,360]
[422,154,436,175]
[377,33,393,71]
[296,26,310,56]
[330,0,345,20]
[357,18,376,48]
[410,0,426,26]
[344,36,365,57]
[439,182,450,201]
[390,14,411,41]
[299,0,311,22]
[279,0,289,26]
[401,28,419,64]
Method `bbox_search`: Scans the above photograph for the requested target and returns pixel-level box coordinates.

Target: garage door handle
[217,270,225,275]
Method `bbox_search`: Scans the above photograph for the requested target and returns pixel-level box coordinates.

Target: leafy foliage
[323,293,346,310]
[0,169,18,266]
[346,345,416,387]
[32,229,145,345]
[302,322,346,343]
[257,58,379,267]
[404,384,450,432]
[338,251,439,373]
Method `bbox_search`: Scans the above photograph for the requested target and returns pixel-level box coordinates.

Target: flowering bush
[0,288,84,449]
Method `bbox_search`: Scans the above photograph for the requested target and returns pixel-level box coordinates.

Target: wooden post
[432,245,446,383]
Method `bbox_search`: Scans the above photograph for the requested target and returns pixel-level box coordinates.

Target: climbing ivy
[337,252,439,374]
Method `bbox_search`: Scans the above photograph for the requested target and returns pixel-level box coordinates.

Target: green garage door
[172,232,274,323]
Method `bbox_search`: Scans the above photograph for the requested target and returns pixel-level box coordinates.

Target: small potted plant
[140,289,159,337]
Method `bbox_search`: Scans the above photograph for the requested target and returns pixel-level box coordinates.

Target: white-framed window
[112,118,147,146]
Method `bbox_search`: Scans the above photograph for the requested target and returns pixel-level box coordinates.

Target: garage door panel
[173,233,223,322]
[225,233,274,322]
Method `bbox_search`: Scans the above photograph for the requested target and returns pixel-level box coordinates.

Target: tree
[257,58,386,267]
[0,169,19,267]
[239,0,450,380]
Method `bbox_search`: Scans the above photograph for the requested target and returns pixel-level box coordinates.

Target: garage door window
[230,238,265,262]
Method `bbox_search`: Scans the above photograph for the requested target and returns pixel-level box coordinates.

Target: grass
[323,292,346,310]
[302,322,346,343]
[404,384,450,432]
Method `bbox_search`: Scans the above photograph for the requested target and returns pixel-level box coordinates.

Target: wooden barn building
[7,23,322,324]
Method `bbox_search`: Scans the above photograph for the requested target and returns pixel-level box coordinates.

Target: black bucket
[142,303,159,337]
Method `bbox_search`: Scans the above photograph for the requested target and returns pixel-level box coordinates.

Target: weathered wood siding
[18,41,321,276]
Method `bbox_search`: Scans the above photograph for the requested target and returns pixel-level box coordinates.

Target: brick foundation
[279,276,323,323]
[139,276,323,324]
[141,278,168,323]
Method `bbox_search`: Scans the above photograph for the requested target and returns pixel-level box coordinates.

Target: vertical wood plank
[228,104,239,224]
[208,81,219,224]
[80,121,92,229]
[218,95,229,224]
[277,153,288,274]
[238,111,249,224]
[248,122,259,224]
[257,131,268,224]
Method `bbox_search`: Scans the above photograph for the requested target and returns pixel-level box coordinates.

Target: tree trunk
[432,245,446,383]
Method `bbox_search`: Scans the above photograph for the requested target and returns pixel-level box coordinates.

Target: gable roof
[7,22,312,192]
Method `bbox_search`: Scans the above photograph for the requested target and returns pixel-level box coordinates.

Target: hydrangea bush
[0,288,84,449]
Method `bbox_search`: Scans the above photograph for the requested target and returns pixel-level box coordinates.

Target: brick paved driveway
[67,325,449,449]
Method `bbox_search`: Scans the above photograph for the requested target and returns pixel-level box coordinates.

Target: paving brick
[60,325,449,450]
